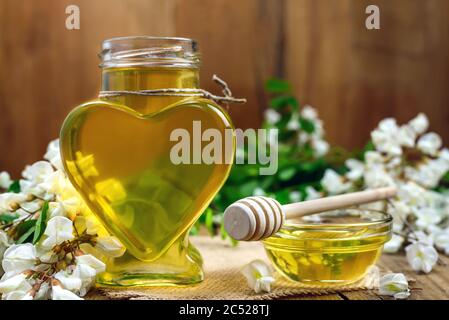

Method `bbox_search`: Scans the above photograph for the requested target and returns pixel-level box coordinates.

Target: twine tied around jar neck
[98,74,247,106]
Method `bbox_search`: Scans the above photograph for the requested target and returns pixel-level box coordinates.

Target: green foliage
[0,213,18,224]
[265,78,291,93]
[33,201,49,244]
[7,180,21,193]
[15,220,37,244]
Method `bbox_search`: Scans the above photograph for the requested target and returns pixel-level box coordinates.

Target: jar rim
[99,36,200,68]
[283,208,392,229]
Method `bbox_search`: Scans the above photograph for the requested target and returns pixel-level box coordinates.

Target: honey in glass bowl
[262,208,392,286]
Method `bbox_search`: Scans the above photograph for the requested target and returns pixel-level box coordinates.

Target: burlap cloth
[94,236,380,300]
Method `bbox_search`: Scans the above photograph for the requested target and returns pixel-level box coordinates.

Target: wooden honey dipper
[223,186,397,241]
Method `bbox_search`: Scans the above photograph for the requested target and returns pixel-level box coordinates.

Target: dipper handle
[223,187,397,241]
[283,186,397,219]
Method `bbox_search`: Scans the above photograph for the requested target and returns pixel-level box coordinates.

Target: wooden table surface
[88,238,449,300]
[286,254,449,300]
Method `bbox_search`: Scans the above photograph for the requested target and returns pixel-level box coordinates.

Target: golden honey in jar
[60,37,235,286]
[263,208,392,286]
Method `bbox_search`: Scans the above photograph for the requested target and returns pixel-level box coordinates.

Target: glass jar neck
[101,66,200,91]
[98,37,200,115]
[100,66,200,114]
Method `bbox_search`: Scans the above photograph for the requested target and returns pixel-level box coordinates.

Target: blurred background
[0,0,448,176]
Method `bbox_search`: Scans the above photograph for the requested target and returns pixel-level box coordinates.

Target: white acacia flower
[2,290,33,300]
[264,109,281,125]
[371,118,402,156]
[0,231,10,274]
[73,263,97,297]
[95,236,126,258]
[39,170,67,195]
[312,119,325,137]
[44,139,64,171]
[20,199,43,213]
[0,171,12,189]
[311,138,329,157]
[298,132,309,145]
[383,234,404,253]
[397,125,416,148]
[409,113,429,135]
[386,156,402,169]
[301,105,318,120]
[417,132,442,156]
[0,193,27,212]
[286,112,300,131]
[364,151,383,165]
[321,169,351,195]
[345,159,364,181]
[397,182,427,208]
[2,244,36,273]
[413,208,442,230]
[289,191,301,203]
[304,186,321,200]
[51,284,83,300]
[0,229,11,254]
[379,273,410,299]
[76,254,106,274]
[363,165,395,188]
[409,231,434,246]
[19,179,48,199]
[56,190,83,217]
[253,188,266,197]
[405,165,440,189]
[54,270,82,292]
[405,242,438,273]
[434,230,449,255]
[22,161,54,184]
[0,273,31,295]
[41,216,74,249]
[47,202,66,219]
[241,260,275,294]
[34,281,50,300]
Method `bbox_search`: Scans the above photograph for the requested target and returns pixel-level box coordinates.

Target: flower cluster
[317,113,449,274]
[0,140,125,300]
[264,105,329,157]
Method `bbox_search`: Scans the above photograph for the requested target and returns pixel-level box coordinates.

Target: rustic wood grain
[285,0,449,150]
[1,0,449,176]
[174,0,284,130]
[86,244,449,300]
[0,0,176,176]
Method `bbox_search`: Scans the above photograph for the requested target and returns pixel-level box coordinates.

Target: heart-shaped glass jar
[60,37,235,286]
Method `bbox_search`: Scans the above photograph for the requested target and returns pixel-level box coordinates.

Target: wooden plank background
[1,0,448,176]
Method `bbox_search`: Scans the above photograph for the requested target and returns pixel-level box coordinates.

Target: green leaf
[269,95,299,110]
[443,171,449,183]
[16,225,36,244]
[265,78,291,93]
[15,219,37,243]
[204,208,215,236]
[238,180,260,197]
[33,201,49,244]
[7,180,20,193]
[0,213,18,224]
[299,117,315,133]
[279,167,297,181]
[274,189,291,205]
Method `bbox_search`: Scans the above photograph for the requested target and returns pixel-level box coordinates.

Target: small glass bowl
[262,208,392,286]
